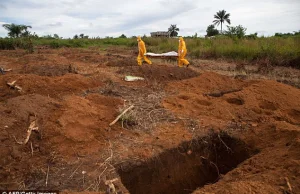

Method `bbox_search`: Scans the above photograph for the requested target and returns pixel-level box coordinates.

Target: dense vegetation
[1,35,299,68]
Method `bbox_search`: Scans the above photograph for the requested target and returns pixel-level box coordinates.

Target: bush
[49,40,61,48]
[0,38,15,50]
[0,38,33,51]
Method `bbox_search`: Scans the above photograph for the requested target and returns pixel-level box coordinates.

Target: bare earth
[0,47,299,194]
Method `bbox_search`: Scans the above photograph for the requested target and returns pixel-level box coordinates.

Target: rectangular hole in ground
[117,131,259,194]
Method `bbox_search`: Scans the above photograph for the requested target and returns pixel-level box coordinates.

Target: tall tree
[2,23,32,38]
[213,10,231,34]
[225,25,247,38]
[168,24,179,37]
[53,34,60,39]
[119,34,127,38]
[206,25,219,37]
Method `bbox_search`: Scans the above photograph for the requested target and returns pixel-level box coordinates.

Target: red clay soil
[164,72,300,125]
[117,64,200,82]
[163,72,300,193]
[0,48,299,194]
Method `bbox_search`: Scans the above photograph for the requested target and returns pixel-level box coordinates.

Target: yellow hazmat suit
[137,36,152,65]
[178,37,190,67]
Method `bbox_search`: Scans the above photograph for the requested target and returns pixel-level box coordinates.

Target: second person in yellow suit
[178,37,190,67]
[137,36,152,66]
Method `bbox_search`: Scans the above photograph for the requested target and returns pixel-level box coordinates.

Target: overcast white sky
[0,0,299,38]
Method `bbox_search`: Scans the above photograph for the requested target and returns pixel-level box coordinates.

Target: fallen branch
[0,67,12,74]
[285,177,293,193]
[14,120,39,145]
[109,105,134,126]
[7,80,22,92]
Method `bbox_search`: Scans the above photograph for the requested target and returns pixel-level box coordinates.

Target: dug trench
[117,131,259,194]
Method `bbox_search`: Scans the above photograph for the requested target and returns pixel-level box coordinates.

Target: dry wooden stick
[7,80,22,92]
[68,162,83,179]
[0,67,12,73]
[14,120,39,145]
[46,165,49,187]
[30,142,34,156]
[285,177,292,193]
[24,121,39,144]
[109,105,134,126]
[7,80,16,86]
[99,167,108,179]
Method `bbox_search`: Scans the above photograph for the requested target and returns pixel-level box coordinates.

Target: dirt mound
[0,74,102,99]
[163,72,300,124]
[55,94,122,147]
[62,50,108,64]
[61,49,136,67]
[117,64,200,82]
[16,53,69,66]
[0,93,124,190]
[1,94,61,147]
[166,71,246,94]
[106,57,136,67]
[6,94,60,121]
[21,64,73,76]
[0,94,62,186]
[18,54,51,63]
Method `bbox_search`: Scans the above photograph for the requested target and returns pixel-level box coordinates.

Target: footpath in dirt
[0,48,299,194]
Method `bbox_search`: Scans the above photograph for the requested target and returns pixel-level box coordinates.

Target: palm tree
[168,24,179,37]
[2,23,32,38]
[213,10,231,34]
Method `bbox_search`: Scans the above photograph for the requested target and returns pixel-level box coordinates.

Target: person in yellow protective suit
[137,36,152,66]
[178,37,190,67]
